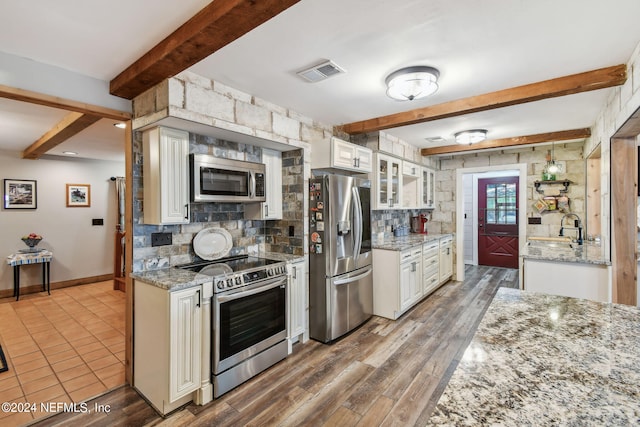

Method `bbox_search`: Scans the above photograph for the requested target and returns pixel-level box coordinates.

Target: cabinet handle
[411,262,416,272]
[447,248,450,255]
[292,266,297,279]
[264,204,269,217]
[389,198,393,207]
[196,289,201,308]
[184,204,189,220]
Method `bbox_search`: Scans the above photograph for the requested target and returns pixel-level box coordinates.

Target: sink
[527,240,574,249]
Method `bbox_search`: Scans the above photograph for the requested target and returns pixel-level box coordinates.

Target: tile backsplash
[371,209,433,238]
[132,131,303,272]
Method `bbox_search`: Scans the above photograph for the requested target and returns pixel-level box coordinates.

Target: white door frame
[455,163,528,282]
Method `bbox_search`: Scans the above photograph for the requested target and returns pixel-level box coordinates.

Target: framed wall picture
[66,183,91,207]
[3,179,37,209]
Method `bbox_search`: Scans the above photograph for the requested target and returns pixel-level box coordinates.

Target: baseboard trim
[0,274,114,299]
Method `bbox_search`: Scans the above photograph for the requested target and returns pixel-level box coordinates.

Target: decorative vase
[21,237,42,252]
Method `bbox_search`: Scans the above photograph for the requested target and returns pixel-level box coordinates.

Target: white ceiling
[1,0,640,161]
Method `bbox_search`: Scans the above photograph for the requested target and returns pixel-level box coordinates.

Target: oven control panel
[214,264,287,291]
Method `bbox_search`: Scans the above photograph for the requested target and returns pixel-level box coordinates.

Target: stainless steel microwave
[190,154,266,203]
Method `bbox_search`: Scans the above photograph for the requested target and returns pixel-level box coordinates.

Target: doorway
[455,163,528,282]
[477,176,519,268]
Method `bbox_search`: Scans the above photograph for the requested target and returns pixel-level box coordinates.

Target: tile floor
[0,281,125,426]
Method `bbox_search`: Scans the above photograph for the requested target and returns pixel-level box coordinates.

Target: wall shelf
[534,179,573,195]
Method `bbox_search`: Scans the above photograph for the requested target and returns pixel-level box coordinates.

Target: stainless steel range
[179,255,288,398]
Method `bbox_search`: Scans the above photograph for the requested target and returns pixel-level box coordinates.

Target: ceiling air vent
[297,60,346,82]
[425,136,446,143]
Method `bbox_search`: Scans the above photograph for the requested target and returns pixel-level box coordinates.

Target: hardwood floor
[33,265,518,427]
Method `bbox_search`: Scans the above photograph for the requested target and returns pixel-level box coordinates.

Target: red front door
[478,177,519,268]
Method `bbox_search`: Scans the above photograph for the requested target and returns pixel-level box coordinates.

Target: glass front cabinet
[421,167,435,209]
[373,153,402,209]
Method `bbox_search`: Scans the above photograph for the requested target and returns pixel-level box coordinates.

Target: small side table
[6,250,53,301]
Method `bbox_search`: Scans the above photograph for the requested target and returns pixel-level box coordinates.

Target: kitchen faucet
[559,213,583,245]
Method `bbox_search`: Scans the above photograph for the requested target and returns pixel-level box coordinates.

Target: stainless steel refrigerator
[309,174,373,343]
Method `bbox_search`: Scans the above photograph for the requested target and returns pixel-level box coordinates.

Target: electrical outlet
[288,225,295,237]
[151,232,172,247]
[92,218,104,226]
[528,217,542,225]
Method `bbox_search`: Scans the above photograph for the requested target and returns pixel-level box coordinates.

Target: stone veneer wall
[131,71,334,272]
[428,141,586,237]
[263,149,304,256]
[584,40,640,260]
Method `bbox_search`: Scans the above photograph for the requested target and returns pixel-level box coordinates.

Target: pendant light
[547,142,559,174]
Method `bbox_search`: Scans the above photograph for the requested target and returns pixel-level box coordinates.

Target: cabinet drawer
[423,255,438,269]
[423,243,439,258]
[423,263,438,278]
[439,237,453,247]
[401,248,422,261]
[423,273,440,295]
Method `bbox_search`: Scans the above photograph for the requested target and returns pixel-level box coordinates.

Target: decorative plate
[193,227,233,260]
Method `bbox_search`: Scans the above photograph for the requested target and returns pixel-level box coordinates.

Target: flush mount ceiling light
[454,129,488,145]
[385,66,440,101]
[62,151,78,155]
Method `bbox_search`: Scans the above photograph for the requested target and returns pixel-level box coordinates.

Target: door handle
[196,289,201,308]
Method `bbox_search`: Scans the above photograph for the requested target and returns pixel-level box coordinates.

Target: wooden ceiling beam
[22,112,101,159]
[0,84,130,121]
[420,128,591,156]
[109,0,302,99]
[340,64,627,135]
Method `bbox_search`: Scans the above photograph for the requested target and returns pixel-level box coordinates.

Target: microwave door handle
[352,186,362,260]
[249,172,255,199]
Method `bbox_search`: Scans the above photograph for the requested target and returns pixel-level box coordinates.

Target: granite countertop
[427,287,640,425]
[372,233,452,251]
[520,241,610,265]
[130,251,304,291]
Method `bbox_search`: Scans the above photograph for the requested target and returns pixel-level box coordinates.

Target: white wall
[0,150,124,291]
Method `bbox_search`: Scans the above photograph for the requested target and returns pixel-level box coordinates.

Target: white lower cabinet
[134,280,211,415]
[287,259,308,352]
[373,235,454,320]
[373,247,422,320]
[523,259,610,303]
[422,240,440,296]
[439,237,453,283]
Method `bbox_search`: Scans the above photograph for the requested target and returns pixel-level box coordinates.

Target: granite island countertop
[372,233,452,251]
[130,251,304,291]
[427,287,640,425]
[521,241,610,266]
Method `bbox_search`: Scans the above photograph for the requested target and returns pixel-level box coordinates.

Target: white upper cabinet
[402,160,421,209]
[372,152,402,209]
[402,161,420,178]
[246,148,282,220]
[421,167,435,209]
[312,137,373,173]
[143,126,190,225]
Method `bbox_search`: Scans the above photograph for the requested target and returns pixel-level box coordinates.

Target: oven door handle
[217,277,286,303]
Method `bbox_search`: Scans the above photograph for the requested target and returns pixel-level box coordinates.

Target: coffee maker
[410,214,429,234]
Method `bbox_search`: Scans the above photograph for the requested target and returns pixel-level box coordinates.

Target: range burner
[178,255,287,293]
